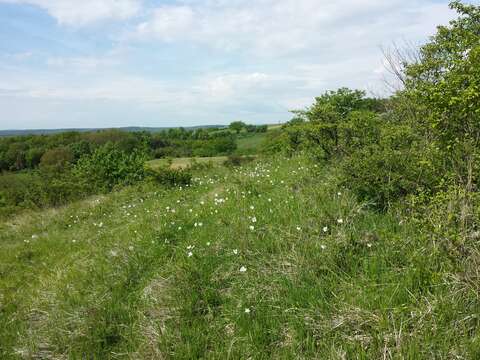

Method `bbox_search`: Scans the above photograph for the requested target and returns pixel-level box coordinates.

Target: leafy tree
[404,1,480,185]
[74,143,146,192]
[291,88,382,159]
[40,147,74,170]
[229,121,246,134]
[25,148,45,168]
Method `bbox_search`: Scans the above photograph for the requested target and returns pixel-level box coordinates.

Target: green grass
[1,155,479,358]
[235,133,268,155]
[147,156,228,170]
[267,123,283,130]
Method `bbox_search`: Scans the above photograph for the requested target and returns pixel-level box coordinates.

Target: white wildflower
[239,266,247,273]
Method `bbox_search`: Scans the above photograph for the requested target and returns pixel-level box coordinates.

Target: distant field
[147,156,228,169]
[236,133,268,155]
[267,123,283,130]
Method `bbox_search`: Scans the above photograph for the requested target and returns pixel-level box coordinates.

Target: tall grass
[0,155,478,358]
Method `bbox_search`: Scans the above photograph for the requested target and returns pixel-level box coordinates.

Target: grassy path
[1,156,479,358]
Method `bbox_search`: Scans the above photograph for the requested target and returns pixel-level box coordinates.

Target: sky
[0,0,461,130]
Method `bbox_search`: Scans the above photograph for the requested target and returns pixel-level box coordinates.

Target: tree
[229,121,246,134]
[291,88,380,159]
[39,147,74,170]
[404,0,480,186]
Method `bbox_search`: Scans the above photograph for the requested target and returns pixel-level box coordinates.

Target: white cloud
[137,6,195,41]
[46,56,117,71]
[134,0,454,57]
[0,0,141,25]
[0,0,458,128]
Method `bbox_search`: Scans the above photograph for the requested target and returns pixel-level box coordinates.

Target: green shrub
[223,155,255,167]
[340,123,440,209]
[146,168,192,187]
[40,147,74,170]
[74,143,147,193]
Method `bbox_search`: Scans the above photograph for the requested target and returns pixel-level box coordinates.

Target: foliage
[39,147,74,170]
[229,121,246,134]
[223,155,255,167]
[74,143,147,193]
[146,167,192,186]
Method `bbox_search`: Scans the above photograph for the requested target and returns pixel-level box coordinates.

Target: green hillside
[1,155,478,358]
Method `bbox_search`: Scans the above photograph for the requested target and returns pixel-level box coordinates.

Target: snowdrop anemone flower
[128,246,134,251]
[296,226,301,231]
[249,225,255,231]
[251,216,257,223]
[337,218,344,224]
[320,245,326,250]
[233,249,238,255]
[323,226,328,233]
[239,266,247,273]
[244,308,251,314]
[188,251,193,257]
[250,205,255,210]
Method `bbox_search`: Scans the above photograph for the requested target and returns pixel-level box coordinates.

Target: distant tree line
[0,126,240,217]
[0,127,239,172]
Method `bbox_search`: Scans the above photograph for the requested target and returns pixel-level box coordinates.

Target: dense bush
[341,124,440,209]
[146,168,192,187]
[223,155,255,167]
[74,143,147,193]
[0,169,84,216]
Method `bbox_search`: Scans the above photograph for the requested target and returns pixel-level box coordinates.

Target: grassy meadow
[235,133,269,155]
[147,156,229,170]
[1,154,478,358]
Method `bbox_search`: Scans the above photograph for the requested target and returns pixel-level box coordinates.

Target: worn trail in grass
[1,156,478,358]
